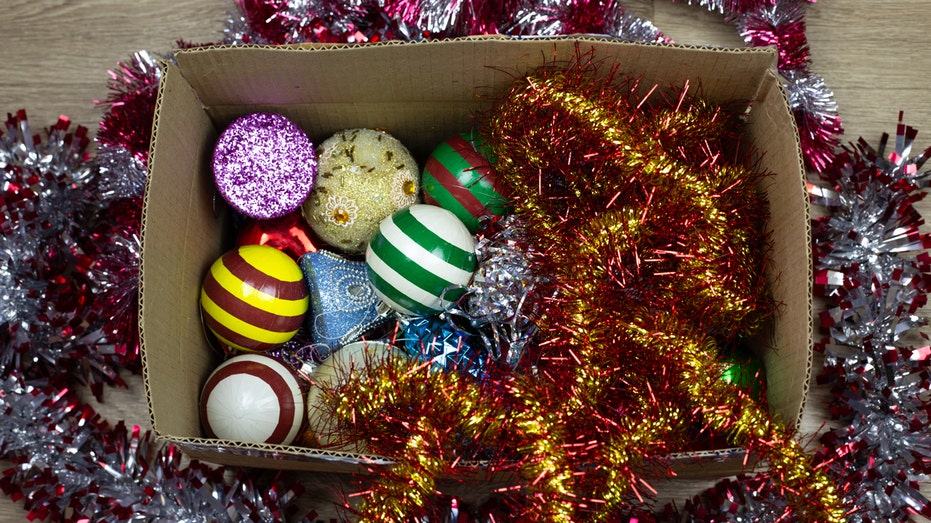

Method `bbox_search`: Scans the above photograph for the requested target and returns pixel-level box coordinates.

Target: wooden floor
[2,0,931,520]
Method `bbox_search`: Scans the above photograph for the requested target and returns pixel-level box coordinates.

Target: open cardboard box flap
[140,36,812,481]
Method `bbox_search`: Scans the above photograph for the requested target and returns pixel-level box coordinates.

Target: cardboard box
[140,37,812,483]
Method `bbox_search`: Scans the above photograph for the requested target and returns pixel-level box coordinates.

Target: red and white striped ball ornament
[200,353,306,445]
[422,131,510,234]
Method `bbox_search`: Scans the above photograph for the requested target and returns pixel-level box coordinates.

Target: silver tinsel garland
[811,115,931,521]
[0,373,311,522]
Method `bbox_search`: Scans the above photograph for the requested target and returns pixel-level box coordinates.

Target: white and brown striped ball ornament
[200,244,309,352]
[365,204,476,316]
[200,353,306,445]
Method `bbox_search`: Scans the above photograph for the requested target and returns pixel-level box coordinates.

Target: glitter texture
[212,112,317,219]
[302,128,420,255]
[300,250,393,350]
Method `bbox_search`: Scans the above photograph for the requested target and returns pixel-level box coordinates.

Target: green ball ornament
[366,204,476,315]
[720,346,766,400]
[422,131,510,233]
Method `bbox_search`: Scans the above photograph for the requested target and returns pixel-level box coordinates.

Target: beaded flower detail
[392,170,420,208]
[323,194,359,227]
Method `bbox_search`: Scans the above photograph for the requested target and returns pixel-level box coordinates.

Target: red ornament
[236,210,321,260]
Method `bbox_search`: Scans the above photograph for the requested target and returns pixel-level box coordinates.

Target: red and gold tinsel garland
[317,52,845,521]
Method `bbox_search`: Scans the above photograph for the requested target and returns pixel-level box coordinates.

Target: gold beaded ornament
[302,128,420,255]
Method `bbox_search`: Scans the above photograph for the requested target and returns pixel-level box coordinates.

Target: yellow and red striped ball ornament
[200,244,309,352]
[422,131,510,233]
[200,353,306,445]
[366,204,476,316]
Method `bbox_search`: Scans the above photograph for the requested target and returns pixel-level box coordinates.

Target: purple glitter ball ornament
[212,112,317,219]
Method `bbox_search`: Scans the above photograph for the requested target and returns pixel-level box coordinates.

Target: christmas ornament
[304,340,400,449]
[299,249,392,350]
[212,112,317,219]
[421,131,509,233]
[366,204,477,316]
[397,315,485,377]
[236,209,321,260]
[302,128,420,254]
[200,353,307,445]
[719,345,766,400]
[200,244,309,352]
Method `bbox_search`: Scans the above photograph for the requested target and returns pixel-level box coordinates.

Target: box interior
[140,37,812,477]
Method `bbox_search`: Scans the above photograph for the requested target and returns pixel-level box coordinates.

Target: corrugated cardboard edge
[174,36,780,108]
[176,33,777,53]
[139,60,173,433]
[752,68,814,431]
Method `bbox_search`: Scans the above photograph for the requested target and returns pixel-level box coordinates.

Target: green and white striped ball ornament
[366,204,476,316]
